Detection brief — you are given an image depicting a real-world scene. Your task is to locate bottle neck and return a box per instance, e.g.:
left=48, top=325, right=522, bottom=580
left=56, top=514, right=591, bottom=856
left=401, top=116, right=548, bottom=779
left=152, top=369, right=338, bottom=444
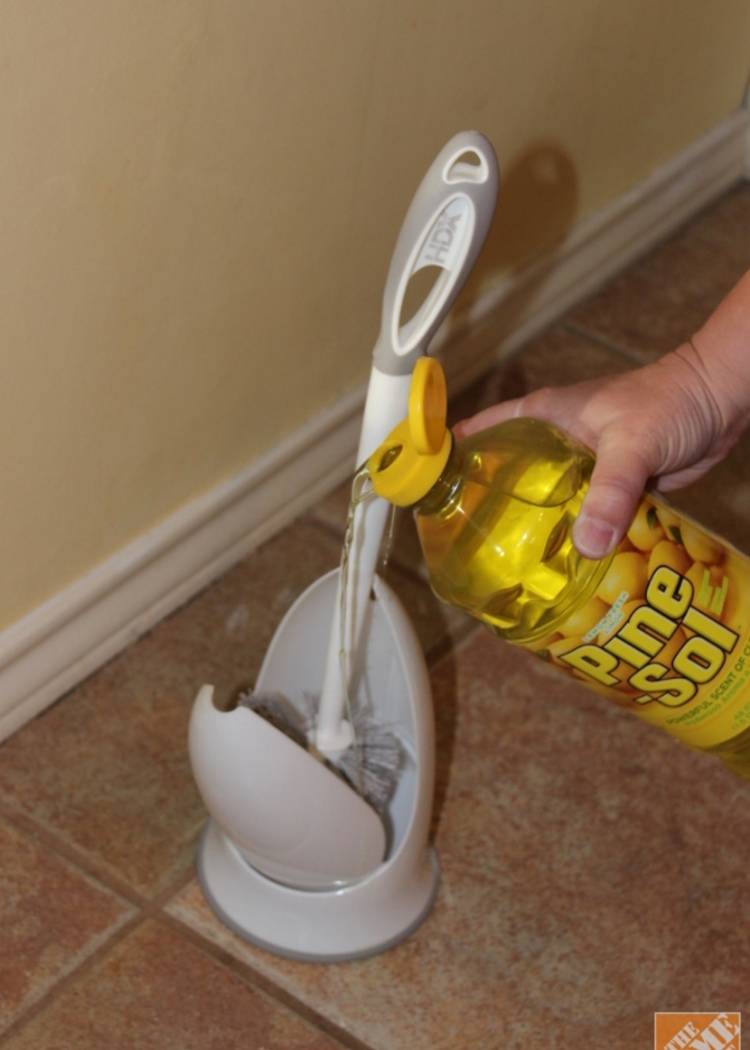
left=413, top=436, right=463, bottom=515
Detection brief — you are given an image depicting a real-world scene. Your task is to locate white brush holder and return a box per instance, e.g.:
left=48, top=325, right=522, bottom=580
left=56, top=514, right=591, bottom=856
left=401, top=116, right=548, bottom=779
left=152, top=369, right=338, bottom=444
left=189, top=569, right=439, bottom=961
left=188, top=129, right=500, bottom=960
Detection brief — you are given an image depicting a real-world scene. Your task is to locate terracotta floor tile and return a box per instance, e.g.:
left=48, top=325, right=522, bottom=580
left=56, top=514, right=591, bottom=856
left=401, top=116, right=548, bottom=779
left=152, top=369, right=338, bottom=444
left=4, top=919, right=344, bottom=1050
left=568, top=182, right=750, bottom=357
left=169, top=625, right=750, bottom=1048
left=431, top=629, right=750, bottom=1029
left=0, top=816, right=132, bottom=1036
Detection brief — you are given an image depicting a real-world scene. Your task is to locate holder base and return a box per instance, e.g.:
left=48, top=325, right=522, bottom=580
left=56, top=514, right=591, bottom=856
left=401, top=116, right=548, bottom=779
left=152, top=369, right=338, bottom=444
left=196, top=820, right=440, bottom=962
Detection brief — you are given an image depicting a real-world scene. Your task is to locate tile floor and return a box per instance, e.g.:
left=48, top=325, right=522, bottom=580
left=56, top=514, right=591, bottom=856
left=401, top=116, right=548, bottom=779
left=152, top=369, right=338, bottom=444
left=1, top=182, right=749, bottom=1049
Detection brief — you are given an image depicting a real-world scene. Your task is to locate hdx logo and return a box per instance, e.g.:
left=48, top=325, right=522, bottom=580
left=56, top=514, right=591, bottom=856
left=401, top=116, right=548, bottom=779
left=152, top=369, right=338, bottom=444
left=655, top=1012, right=740, bottom=1050
left=416, top=197, right=470, bottom=272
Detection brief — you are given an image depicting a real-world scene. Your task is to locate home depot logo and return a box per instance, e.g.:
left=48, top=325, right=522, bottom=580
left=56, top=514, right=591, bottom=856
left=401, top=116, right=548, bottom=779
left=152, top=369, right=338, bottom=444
left=655, top=1012, right=740, bottom=1050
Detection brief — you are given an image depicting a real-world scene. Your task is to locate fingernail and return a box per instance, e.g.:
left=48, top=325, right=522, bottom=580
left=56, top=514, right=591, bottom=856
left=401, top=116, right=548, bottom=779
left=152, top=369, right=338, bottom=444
left=573, top=515, right=617, bottom=559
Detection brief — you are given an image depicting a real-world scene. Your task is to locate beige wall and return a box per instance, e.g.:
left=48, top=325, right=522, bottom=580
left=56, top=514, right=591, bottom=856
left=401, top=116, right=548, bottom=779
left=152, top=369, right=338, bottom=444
left=1, top=0, right=749, bottom=628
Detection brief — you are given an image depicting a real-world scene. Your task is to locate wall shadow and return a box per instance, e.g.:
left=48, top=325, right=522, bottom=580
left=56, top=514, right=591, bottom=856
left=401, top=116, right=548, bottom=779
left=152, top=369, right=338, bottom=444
left=461, top=139, right=580, bottom=309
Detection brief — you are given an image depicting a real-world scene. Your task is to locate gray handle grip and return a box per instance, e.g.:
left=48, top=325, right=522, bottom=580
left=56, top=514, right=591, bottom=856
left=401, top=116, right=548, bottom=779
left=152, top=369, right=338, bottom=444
left=373, top=130, right=499, bottom=376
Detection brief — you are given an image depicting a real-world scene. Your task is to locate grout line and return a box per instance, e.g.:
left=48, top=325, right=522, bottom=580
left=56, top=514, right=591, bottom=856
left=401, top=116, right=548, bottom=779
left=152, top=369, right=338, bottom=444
left=147, top=860, right=204, bottom=911
left=1, top=897, right=369, bottom=1050
left=0, top=911, right=146, bottom=1043
left=0, top=842, right=211, bottom=1044
left=157, top=911, right=373, bottom=1050
left=0, top=797, right=150, bottom=909
left=0, top=794, right=208, bottom=911
left=0, top=787, right=381, bottom=1049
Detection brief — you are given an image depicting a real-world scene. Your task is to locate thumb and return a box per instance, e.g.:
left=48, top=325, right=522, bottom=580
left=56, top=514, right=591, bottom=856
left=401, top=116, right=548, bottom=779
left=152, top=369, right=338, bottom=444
left=572, top=428, right=655, bottom=559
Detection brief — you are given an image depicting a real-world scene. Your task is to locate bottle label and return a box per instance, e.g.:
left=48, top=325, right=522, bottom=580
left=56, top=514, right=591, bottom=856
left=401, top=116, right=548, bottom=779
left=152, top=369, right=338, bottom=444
left=530, top=496, right=750, bottom=749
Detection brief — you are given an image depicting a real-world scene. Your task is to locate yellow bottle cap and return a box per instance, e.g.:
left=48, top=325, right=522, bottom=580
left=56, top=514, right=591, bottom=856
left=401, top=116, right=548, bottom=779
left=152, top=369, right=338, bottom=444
left=368, top=358, right=452, bottom=507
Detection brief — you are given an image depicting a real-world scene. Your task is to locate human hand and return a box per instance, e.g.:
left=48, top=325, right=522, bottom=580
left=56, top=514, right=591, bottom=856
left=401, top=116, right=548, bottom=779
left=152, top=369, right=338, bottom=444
left=453, top=340, right=748, bottom=560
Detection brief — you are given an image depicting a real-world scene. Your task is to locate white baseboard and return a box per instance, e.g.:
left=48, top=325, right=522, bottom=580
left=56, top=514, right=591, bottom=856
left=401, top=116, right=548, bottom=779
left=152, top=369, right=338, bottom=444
left=1, top=110, right=748, bottom=742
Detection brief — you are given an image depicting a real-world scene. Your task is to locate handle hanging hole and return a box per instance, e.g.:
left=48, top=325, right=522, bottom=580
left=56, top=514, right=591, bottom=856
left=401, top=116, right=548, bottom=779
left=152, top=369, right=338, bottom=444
left=444, top=149, right=489, bottom=184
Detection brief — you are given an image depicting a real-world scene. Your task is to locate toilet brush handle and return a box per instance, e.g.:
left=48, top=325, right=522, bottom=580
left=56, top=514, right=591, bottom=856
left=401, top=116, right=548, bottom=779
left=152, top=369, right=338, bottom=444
left=315, top=132, right=499, bottom=755
left=373, top=129, right=499, bottom=377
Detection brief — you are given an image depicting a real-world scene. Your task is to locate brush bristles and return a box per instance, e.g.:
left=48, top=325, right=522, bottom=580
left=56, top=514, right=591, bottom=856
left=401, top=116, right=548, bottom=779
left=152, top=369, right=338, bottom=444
left=238, top=690, right=308, bottom=749
left=237, top=690, right=403, bottom=813
left=329, top=719, right=403, bottom=812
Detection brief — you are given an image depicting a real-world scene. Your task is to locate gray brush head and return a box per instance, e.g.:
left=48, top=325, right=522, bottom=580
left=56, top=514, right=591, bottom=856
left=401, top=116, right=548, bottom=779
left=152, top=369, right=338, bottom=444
left=327, top=718, right=404, bottom=813
left=237, top=689, right=403, bottom=814
left=237, top=690, right=309, bottom=750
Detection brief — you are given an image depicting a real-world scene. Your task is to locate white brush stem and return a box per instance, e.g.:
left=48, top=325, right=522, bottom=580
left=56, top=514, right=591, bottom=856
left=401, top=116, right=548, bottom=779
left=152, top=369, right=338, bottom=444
left=314, top=369, right=412, bottom=755
left=355, top=368, right=414, bottom=465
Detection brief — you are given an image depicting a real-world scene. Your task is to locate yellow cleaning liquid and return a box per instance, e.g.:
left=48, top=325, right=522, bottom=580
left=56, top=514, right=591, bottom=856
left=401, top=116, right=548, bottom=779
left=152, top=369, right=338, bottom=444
left=368, top=359, right=750, bottom=779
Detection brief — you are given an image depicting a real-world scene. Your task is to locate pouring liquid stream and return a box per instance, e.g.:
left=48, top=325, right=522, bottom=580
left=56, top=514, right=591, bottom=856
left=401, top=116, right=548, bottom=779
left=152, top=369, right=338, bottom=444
left=334, top=463, right=378, bottom=794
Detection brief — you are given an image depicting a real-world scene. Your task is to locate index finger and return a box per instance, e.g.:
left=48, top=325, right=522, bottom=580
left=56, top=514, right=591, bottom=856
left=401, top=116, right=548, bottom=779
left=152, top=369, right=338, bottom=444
left=452, top=396, right=525, bottom=438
